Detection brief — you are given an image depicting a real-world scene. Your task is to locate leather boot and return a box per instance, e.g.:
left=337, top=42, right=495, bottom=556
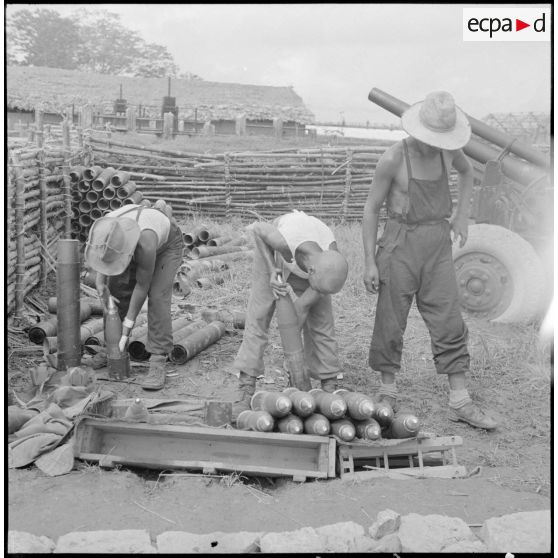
left=232, top=371, right=257, bottom=421
left=141, top=354, right=167, bottom=391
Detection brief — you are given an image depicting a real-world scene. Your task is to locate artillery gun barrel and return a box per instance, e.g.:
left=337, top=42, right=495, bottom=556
left=368, top=88, right=549, bottom=186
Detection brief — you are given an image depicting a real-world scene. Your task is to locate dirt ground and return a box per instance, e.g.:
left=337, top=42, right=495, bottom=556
left=7, top=216, right=551, bottom=541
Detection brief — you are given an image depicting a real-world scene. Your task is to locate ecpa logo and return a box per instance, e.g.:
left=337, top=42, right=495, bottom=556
left=463, top=7, right=550, bottom=41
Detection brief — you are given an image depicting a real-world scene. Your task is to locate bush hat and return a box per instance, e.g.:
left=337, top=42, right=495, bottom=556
left=401, top=91, right=471, bottom=150
left=84, top=217, right=141, bottom=276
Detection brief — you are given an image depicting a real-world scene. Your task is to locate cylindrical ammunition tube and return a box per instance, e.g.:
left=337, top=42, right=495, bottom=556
left=69, top=166, right=86, bottom=183
left=334, top=389, right=375, bottom=420
left=372, top=401, right=395, bottom=427
left=331, top=418, right=356, bottom=442
left=354, top=418, right=382, bottom=441
left=282, top=387, right=316, bottom=417
left=309, top=389, right=347, bottom=420
left=116, top=181, right=137, bottom=199
left=236, top=410, right=275, bottom=432
left=110, top=171, right=131, bottom=187
left=92, top=167, right=116, bottom=191
left=83, top=165, right=103, bottom=181
left=97, top=198, right=110, bottom=211
left=85, top=190, right=99, bottom=204
left=303, top=413, right=331, bottom=436
left=169, top=321, right=226, bottom=365
left=276, top=414, right=304, bottom=434
left=251, top=391, right=292, bottom=418
left=56, top=239, right=81, bottom=370
left=384, top=413, right=420, bottom=439
left=122, top=191, right=144, bottom=205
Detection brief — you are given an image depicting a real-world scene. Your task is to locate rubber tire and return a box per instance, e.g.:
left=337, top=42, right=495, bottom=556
left=452, top=224, right=546, bottom=324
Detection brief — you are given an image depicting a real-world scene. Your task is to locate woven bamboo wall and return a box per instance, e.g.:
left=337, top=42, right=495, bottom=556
left=7, top=119, right=85, bottom=317
left=88, top=135, right=459, bottom=222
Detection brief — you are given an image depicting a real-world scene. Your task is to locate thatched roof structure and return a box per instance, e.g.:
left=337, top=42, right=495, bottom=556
left=7, top=65, right=315, bottom=123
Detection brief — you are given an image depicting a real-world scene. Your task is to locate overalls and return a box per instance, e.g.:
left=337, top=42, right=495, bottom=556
left=107, top=206, right=184, bottom=356
left=369, top=139, right=470, bottom=376
left=233, top=219, right=342, bottom=381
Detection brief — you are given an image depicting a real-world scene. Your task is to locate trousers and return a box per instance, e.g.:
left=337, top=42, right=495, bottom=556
left=233, top=239, right=342, bottom=380
left=108, top=220, right=184, bottom=355
left=369, top=219, right=470, bottom=376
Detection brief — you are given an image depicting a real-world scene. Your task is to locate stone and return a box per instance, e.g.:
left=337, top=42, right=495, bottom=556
left=480, top=510, right=551, bottom=553
left=260, top=527, right=324, bottom=553
left=374, top=533, right=402, bottom=553
left=398, top=513, right=476, bottom=553
left=315, top=521, right=367, bottom=552
left=157, top=531, right=262, bottom=554
left=368, top=508, right=401, bottom=539
left=55, top=530, right=155, bottom=553
left=442, top=540, right=488, bottom=553
left=8, top=531, right=55, bottom=553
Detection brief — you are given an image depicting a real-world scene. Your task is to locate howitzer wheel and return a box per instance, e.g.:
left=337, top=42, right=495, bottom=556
left=453, top=224, right=546, bottom=323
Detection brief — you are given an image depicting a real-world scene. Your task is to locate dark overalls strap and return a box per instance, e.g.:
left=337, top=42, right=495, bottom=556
left=402, top=139, right=413, bottom=180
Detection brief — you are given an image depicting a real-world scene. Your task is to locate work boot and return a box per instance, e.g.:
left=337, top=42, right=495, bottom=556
left=141, top=354, right=168, bottom=391
left=232, top=371, right=257, bottom=421
left=321, top=378, right=338, bottom=393
left=448, top=402, right=498, bottom=430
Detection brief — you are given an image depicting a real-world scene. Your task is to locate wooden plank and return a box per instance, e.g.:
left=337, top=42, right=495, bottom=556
left=76, top=419, right=329, bottom=449
left=327, top=438, right=337, bottom=478
left=341, top=465, right=468, bottom=482
left=338, top=436, right=462, bottom=460
left=76, top=453, right=329, bottom=479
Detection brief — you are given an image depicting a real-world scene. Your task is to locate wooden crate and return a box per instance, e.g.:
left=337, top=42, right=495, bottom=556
left=338, top=434, right=466, bottom=480
left=74, top=418, right=336, bottom=482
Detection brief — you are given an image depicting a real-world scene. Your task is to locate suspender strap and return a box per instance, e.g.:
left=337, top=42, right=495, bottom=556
left=402, top=139, right=413, bottom=179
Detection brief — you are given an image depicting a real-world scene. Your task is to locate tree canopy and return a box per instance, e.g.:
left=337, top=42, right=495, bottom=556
left=7, top=8, right=201, bottom=79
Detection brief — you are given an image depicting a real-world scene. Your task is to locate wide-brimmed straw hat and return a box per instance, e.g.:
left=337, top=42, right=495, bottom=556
left=401, top=91, right=471, bottom=150
left=84, top=217, right=140, bottom=276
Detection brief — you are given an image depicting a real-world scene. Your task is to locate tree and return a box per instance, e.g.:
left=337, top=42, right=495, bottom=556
left=70, top=10, right=142, bottom=74
left=7, top=9, right=80, bottom=68
left=6, top=7, right=200, bottom=80
left=128, top=42, right=179, bottom=78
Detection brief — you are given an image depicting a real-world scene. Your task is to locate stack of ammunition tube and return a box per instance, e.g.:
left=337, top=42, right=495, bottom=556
left=68, top=165, right=151, bottom=243
left=236, top=388, right=420, bottom=441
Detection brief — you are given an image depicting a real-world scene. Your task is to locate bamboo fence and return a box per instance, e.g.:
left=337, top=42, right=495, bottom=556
left=85, top=132, right=460, bottom=221
left=7, top=114, right=85, bottom=317
left=8, top=119, right=462, bottom=317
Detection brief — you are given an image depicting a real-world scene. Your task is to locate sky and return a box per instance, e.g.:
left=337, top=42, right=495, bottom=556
left=5, top=3, right=552, bottom=125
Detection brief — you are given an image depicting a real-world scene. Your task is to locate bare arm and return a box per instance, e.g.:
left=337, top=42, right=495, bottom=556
left=122, top=230, right=158, bottom=335
left=449, top=149, right=474, bottom=247
left=362, top=147, right=398, bottom=292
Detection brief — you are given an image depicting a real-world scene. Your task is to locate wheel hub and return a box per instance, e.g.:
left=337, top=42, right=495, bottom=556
left=454, top=252, right=513, bottom=319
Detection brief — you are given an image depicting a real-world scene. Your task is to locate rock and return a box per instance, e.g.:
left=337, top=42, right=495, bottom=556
left=480, top=510, right=551, bottom=553
left=398, top=513, right=476, bottom=553
left=55, top=530, right=155, bottom=553
left=368, top=508, right=401, bottom=539
left=442, top=540, right=488, bottom=552
left=8, top=531, right=55, bottom=553
left=260, top=527, right=323, bottom=553
left=315, top=521, right=368, bottom=552
left=157, top=531, right=262, bottom=553
left=374, top=533, right=402, bottom=553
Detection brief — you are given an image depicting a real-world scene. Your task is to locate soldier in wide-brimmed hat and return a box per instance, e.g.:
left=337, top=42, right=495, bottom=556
left=362, top=91, right=497, bottom=430
left=85, top=200, right=183, bottom=390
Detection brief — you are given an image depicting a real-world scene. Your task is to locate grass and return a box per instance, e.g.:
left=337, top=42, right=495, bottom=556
left=172, top=212, right=551, bottom=497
